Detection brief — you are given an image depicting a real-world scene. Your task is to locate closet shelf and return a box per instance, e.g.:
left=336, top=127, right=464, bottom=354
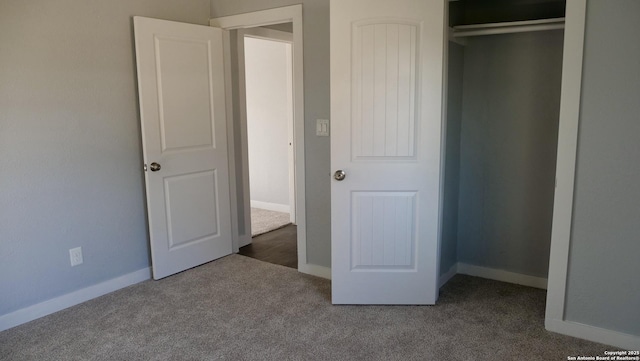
left=451, top=17, right=565, bottom=38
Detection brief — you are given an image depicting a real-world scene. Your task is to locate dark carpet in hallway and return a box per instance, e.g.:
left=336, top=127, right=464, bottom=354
left=239, top=224, right=297, bottom=269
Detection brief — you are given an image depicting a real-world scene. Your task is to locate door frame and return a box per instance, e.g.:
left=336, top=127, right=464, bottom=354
left=238, top=27, right=296, bottom=226
left=541, top=0, right=634, bottom=348
left=443, top=0, right=624, bottom=347
left=545, top=0, right=587, bottom=325
left=210, top=5, right=310, bottom=273
left=544, top=1, right=634, bottom=349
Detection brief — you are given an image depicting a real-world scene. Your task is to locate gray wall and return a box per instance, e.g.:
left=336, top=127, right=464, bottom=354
left=211, top=0, right=331, bottom=267
left=263, top=23, right=294, bottom=33
left=564, top=0, right=640, bottom=336
left=0, top=0, right=211, bottom=316
left=456, top=30, right=564, bottom=277
left=440, top=42, right=464, bottom=276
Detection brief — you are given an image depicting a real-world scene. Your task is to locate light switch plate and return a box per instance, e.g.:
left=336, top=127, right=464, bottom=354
left=316, top=119, right=329, bottom=136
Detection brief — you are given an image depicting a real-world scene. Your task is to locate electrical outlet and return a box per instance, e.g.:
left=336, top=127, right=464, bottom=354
left=69, top=247, right=83, bottom=267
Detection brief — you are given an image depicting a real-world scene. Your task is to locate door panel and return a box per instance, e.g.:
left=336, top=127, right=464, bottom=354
left=331, top=0, right=446, bottom=304
left=351, top=192, right=416, bottom=269
left=164, top=170, right=219, bottom=249
left=353, top=21, right=418, bottom=159
left=156, top=37, right=216, bottom=151
left=134, top=17, right=232, bottom=280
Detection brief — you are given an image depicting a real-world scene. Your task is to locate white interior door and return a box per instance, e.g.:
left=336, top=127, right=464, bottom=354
left=134, top=17, right=232, bottom=280
left=330, top=0, right=446, bottom=304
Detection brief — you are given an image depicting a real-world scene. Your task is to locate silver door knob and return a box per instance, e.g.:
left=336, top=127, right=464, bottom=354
left=334, top=170, right=346, bottom=181
left=149, top=162, right=161, bottom=172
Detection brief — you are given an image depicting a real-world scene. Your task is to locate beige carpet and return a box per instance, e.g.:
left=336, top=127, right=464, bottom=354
left=251, top=207, right=290, bottom=237
left=0, top=255, right=614, bottom=360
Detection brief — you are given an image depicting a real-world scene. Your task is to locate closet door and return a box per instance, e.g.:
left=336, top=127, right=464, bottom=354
left=330, top=0, right=446, bottom=304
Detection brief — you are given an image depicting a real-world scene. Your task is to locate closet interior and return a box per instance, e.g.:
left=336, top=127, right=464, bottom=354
left=441, top=0, right=567, bottom=288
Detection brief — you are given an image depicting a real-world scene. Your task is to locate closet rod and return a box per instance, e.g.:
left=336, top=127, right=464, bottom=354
left=452, top=17, right=565, bottom=38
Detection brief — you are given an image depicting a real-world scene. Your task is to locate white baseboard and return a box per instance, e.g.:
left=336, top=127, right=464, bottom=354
left=439, top=263, right=458, bottom=288
left=546, top=318, right=640, bottom=350
left=457, top=263, right=548, bottom=289
left=0, top=267, right=151, bottom=332
left=250, top=200, right=290, bottom=213
left=298, top=263, right=331, bottom=280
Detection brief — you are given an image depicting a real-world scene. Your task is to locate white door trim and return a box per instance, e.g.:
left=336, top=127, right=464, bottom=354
left=210, top=5, right=310, bottom=274
left=545, top=0, right=586, bottom=323
left=542, top=1, right=637, bottom=350
left=539, top=0, right=638, bottom=349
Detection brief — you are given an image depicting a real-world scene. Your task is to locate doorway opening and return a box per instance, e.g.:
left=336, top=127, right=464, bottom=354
left=237, top=26, right=298, bottom=269
left=210, top=5, right=309, bottom=274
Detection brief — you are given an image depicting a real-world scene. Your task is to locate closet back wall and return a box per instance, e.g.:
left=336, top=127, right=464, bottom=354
left=457, top=30, right=564, bottom=278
